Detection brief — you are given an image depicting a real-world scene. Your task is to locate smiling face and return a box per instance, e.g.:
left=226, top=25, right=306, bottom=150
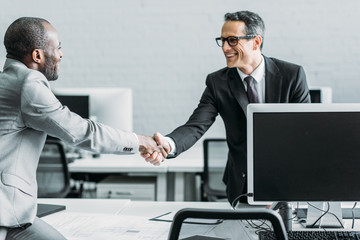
left=39, top=23, right=63, bottom=81
left=221, top=21, right=262, bottom=74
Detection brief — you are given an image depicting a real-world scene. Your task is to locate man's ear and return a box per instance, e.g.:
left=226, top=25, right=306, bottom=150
left=31, top=49, right=43, bottom=64
left=253, top=35, right=262, bottom=50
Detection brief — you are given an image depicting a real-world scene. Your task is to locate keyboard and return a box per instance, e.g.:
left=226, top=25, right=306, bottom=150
left=259, top=230, right=360, bottom=240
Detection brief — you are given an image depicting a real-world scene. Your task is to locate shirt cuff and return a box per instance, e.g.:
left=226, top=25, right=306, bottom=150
left=165, top=136, right=176, bottom=155
left=132, top=133, right=139, bottom=153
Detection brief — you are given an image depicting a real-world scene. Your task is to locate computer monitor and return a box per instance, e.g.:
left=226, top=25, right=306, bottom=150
left=46, top=94, right=90, bottom=142
left=53, top=88, right=133, bottom=132
left=309, top=86, right=332, bottom=103
left=247, top=103, right=360, bottom=226
left=55, top=95, right=89, bottom=119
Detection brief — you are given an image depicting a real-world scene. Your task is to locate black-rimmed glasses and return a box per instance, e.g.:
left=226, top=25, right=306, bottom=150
left=215, top=35, right=256, bottom=47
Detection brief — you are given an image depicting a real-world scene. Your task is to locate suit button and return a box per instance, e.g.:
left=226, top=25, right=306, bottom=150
left=122, top=147, right=133, bottom=152
left=242, top=172, right=246, bottom=178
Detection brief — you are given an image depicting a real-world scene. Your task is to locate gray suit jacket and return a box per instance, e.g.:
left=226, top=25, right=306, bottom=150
left=167, top=55, right=311, bottom=204
left=0, top=58, right=138, bottom=227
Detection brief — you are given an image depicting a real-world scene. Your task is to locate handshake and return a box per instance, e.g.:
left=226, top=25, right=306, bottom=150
left=137, top=132, right=171, bottom=166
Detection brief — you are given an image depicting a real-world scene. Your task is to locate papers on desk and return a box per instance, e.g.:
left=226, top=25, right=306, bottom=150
left=43, top=212, right=171, bottom=240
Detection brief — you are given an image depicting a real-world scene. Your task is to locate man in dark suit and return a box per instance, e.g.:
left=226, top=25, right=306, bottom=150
left=144, top=10, right=310, bottom=205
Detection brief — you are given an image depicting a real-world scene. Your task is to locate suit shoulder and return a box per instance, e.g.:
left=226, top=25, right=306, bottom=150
left=268, top=57, right=303, bottom=71
left=23, top=68, right=47, bottom=84
left=208, top=67, right=230, bottom=77
left=206, top=67, right=233, bottom=84
left=17, top=66, right=49, bottom=89
left=5, top=59, right=47, bottom=84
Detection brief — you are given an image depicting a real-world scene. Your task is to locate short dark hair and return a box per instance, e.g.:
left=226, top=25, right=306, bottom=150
left=224, top=11, right=265, bottom=50
left=4, top=17, right=50, bottom=59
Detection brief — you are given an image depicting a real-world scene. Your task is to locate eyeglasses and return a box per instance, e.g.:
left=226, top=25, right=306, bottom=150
left=215, top=35, right=256, bottom=47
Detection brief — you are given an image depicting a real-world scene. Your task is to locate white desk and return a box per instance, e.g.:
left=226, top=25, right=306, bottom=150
left=38, top=198, right=237, bottom=240
left=68, top=147, right=204, bottom=201
left=38, top=198, right=229, bottom=217
left=38, top=199, right=360, bottom=240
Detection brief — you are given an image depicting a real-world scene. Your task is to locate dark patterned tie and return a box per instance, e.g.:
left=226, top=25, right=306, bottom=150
left=244, top=76, right=259, bottom=103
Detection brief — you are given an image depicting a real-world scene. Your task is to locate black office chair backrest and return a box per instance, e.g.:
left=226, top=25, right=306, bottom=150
left=202, top=138, right=228, bottom=201
left=168, top=208, right=288, bottom=240
left=36, top=139, right=70, bottom=198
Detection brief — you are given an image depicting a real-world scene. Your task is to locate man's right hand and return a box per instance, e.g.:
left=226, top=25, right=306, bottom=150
left=153, top=132, right=171, bottom=153
left=137, top=134, right=168, bottom=166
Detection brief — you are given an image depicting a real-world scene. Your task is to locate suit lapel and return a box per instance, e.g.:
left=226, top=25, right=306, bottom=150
left=228, top=68, right=249, bottom=115
left=264, top=56, right=282, bottom=103
left=227, top=56, right=284, bottom=113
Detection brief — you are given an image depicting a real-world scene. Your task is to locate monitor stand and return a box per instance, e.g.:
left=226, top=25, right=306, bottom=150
left=305, top=202, right=343, bottom=228
left=270, top=202, right=292, bottom=231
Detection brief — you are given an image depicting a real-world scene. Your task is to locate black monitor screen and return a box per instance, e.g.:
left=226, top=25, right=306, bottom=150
left=309, top=89, right=321, bottom=103
left=56, top=95, right=89, bottom=119
left=250, top=110, right=360, bottom=202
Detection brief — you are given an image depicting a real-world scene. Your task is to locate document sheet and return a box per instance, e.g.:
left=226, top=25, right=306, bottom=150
left=43, top=212, right=171, bottom=240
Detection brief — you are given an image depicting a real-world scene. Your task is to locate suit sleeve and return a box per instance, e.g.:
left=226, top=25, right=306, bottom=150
left=167, top=75, right=219, bottom=157
left=290, top=66, right=311, bottom=103
left=20, top=71, right=139, bottom=154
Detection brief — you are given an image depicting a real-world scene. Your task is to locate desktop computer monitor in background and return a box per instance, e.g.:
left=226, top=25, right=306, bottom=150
left=53, top=88, right=133, bottom=132
left=247, top=103, right=360, bottom=227
left=55, top=95, right=89, bottom=119
left=46, top=94, right=89, bottom=141
left=309, top=87, right=332, bottom=103
left=49, top=88, right=133, bottom=158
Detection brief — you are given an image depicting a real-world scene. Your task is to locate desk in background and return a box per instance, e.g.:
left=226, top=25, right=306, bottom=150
left=68, top=146, right=204, bottom=201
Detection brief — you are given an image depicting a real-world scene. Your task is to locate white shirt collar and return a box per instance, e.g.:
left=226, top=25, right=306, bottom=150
left=236, top=55, right=265, bottom=84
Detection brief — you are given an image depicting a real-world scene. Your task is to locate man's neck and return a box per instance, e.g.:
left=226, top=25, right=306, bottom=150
left=7, top=54, right=39, bottom=71
left=238, top=53, right=262, bottom=75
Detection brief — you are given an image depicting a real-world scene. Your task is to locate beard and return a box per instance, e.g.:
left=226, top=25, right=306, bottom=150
left=39, top=53, right=59, bottom=81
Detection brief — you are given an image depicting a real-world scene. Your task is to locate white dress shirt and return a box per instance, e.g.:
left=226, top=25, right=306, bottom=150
left=237, top=55, right=266, bottom=103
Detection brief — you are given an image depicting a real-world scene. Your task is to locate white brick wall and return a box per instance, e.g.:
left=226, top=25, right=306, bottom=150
left=1, top=0, right=360, bottom=139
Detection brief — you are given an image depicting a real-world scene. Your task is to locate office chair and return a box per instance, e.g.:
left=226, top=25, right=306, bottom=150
left=36, top=139, right=70, bottom=198
left=201, top=138, right=228, bottom=201
left=168, top=208, right=288, bottom=240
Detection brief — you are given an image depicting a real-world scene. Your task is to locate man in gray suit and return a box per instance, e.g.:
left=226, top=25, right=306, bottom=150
left=145, top=11, right=310, bottom=206
left=0, top=17, right=167, bottom=239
